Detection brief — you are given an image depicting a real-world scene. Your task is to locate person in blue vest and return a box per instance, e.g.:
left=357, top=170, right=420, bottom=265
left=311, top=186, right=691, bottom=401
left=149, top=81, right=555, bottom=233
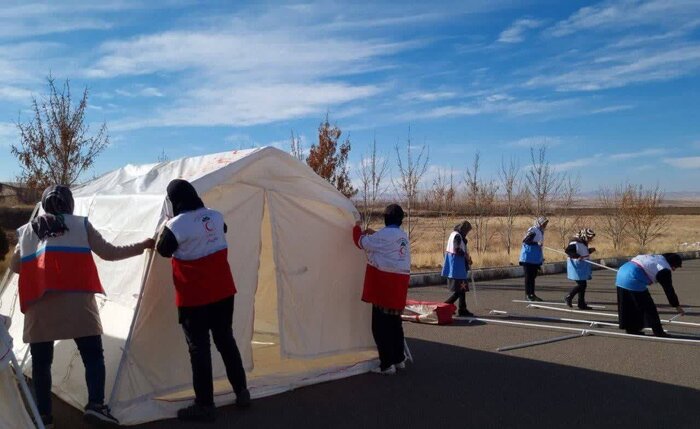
left=519, top=216, right=548, bottom=301
left=564, top=228, right=596, bottom=310
left=616, top=253, right=685, bottom=337
left=442, top=221, right=473, bottom=317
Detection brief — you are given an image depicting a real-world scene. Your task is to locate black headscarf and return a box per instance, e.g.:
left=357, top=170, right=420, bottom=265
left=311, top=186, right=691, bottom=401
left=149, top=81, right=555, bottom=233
left=167, top=179, right=204, bottom=216
left=383, top=204, right=404, bottom=226
left=31, top=185, right=75, bottom=239
left=454, top=221, right=472, bottom=238
left=662, top=253, right=682, bottom=269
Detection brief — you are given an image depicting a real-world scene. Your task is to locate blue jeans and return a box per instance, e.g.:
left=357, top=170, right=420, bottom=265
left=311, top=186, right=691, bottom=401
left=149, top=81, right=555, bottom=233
left=30, top=335, right=106, bottom=417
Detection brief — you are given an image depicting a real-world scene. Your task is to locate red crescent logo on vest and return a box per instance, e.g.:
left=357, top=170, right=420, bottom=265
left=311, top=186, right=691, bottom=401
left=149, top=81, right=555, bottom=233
left=204, top=221, right=214, bottom=232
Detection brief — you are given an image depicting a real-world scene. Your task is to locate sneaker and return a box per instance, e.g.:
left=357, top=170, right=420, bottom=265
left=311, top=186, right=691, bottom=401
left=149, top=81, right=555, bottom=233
left=84, top=403, right=119, bottom=426
left=458, top=309, right=474, bottom=317
left=395, top=358, right=407, bottom=370
left=578, top=304, right=592, bottom=310
left=370, top=365, right=396, bottom=375
left=625, top=329, right=644, bottom=336
left=564, top=295, right=573, bottom=308
left=177, top=403, right=217, bottom=422
left=235, top=388, right=251, bottom=408
left=526, top=294, right=543, bottom=302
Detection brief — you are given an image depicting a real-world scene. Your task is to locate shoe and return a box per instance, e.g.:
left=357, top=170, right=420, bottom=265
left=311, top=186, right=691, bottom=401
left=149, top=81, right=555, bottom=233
left=177, top=403, right=217, bottom=422
left=458, top=309, right=474, bottom=317
left=564, top=295, right=573, bottom=308
left=235, top=388, right=251, bottom=408
left=625, top=329, right=644, bottom=336
left=526, top=295, right=543, bottom=302
left=654, top=330, right=669, bottom=338
left=370, top=365, right=396, bottom=375
left=395, top=357, right=407, bottom=370
left=578, top=304, right=592, bottom=310
left=84, top=403, right=119, bottom=426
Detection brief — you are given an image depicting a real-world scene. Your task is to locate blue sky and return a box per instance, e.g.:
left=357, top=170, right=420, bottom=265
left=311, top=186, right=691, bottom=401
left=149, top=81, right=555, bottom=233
left=1, top=0, right=699, bottom=192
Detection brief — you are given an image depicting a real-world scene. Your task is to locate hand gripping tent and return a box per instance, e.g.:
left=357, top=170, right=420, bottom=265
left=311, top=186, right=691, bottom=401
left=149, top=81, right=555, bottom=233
left=0, top=147, right=377, bottom=425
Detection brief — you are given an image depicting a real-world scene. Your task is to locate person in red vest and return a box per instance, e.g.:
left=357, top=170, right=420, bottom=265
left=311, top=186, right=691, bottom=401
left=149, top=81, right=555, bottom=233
left=156, top=179, right=250, bottom=422
left=353, top=204, right=411, bottom=375
left=10, top=184, right=154, bottom=428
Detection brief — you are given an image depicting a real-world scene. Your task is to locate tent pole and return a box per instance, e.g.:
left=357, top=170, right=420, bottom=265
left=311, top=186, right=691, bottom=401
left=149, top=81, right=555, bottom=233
left=465, top=316, right=700, bottom=345
left=11, top=353, right=45, bottom=429
left=497, top=332, right=588, bottom=352
left=512, top=299, right=606, bottom=309
left=108, top=247, right=156, bottom=407
left=544, top=246, right=619, bottom=272
left=527, top=304, right=700, bottom=328
left=403, top=339, right=414, bottom=363
left=470, top=270, right=478, bottom=308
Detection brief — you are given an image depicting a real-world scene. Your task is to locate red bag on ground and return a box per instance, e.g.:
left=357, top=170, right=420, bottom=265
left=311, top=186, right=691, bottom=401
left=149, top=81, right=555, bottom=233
left=402, top=300, right=457, bottom=325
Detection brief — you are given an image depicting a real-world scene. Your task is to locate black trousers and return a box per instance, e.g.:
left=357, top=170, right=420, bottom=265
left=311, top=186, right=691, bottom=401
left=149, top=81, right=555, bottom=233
left=30, top=335, right=105, bottom=417
left=179, top=296, right=247, bottom=406
left=521, top=263, right=540, bottom=296
left=617, top=287, right=664, bottom=336
left=445, top=279, right=468, bottom=311
left=371, top=306, right=405, bottom=370
left=567, top=280, right=588, bottom=306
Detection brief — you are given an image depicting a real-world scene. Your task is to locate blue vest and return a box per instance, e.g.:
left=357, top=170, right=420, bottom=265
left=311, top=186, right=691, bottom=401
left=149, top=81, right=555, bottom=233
left=442, top=252, right=469, bottom=279
left=615, top=262, right=651, bottom=292
left=519, top=243, right=543, bottom=265
left=567, top=258, right=592, bottom=281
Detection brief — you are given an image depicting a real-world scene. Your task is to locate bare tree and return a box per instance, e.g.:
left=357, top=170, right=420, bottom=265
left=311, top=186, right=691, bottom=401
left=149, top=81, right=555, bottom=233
left=498, top=157, right=525, bottom=255
left=597, top=184, right=633, bottom=251
left=464, top=152, right=499, bottom=254
left=393, top=132, right=429, bottom=244
left=11, top=76, right=109, bottom=190
left=430, top=167, right=457, bottom=253
left=553, top=174, right=582, bottom=246
left=290, top=129, right=304, bottom=161
left=157, top=149, right=169, bottom=163
left=627, top=184, right=669, bottom=252
left=358, top=137, right=389, bottom=229
left=525, top=145, right=563, bottom=217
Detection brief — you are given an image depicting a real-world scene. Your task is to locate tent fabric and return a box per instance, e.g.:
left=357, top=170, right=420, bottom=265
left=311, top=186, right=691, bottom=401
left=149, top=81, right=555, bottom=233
left=0, top=147, right=377, bottom=425
left=1, top=314, right=35, bottom=429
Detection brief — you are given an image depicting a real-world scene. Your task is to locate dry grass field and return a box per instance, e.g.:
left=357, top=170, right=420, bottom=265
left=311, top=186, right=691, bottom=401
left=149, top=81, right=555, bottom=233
left=397, top=215, right=700, bottom=271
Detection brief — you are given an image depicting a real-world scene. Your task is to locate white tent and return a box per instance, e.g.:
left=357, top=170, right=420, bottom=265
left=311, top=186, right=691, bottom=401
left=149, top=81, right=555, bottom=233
left=0, top=147, right=377, bottom=425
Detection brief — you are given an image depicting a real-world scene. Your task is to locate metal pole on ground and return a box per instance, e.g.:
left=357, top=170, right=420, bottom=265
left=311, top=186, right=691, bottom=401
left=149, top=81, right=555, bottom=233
left=512, top=299, right=606, bottom=309
left=497, top=332, right=589, bottom=352
left=527, top=303, right=700, bottom=328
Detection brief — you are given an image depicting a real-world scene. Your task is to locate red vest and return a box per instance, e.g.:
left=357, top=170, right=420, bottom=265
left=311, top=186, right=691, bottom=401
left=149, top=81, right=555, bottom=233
left=166, top=208, right=236, bottom=307
left=17, top=215, right=104, bottom=313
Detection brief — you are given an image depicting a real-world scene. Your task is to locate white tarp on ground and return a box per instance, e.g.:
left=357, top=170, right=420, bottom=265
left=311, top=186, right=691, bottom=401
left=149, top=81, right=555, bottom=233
left=0, top=147, right=377, bottom=425
left=0, top=315, right=35, bottom=429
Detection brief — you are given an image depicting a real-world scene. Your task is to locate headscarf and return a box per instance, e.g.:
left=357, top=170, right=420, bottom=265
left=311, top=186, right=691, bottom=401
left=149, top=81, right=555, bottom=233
left=454, top=220, right=472, bottom=239
left=662, top=253, right=682, bottom=269
left=30, top=185, right=74, bottom=239
left=574, top=228, right=596, bottom=242
left=166, top=179, right=204, bottom=216
left=534, top=216, right=549, bottom=229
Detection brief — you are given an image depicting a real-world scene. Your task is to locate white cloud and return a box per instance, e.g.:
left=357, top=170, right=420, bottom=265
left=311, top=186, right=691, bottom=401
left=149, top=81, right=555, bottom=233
left=550, top=159, right=594, bottom=172
left=498, top=18, right=544, bottom=43
left=664, top=157, right=700, bottom=169
left=549, top=0, right=700, bottom=37
left=608, top=148, right=666, bottom=160
left=590, top=104, right=634, bottom=114
left=115, top=86, right=164, bottom=98
left=506, top=136, right=562, bottom=148
left=0, top=122, right=17, bottom=147
left=399, top=91, right=458, bottom=102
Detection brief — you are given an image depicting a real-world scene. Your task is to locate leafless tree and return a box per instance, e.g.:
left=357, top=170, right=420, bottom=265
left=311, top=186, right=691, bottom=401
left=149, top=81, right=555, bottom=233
left=157, top=149, right=169, bottom=163
left=597, top=184, right=633, bottom=251
left=464, top=152, right=499, bottom=254
left=498, top=157, right=526, bottom=255
left=290, top=129, right=304, bottom=161
left=525, top=145, right=563, bottom=217
left=553, top=174, right=582, bottom=246
left=393, top=132, right=429, bottom=245
left=626, top=184, right=669, bottom=252
left=358, top=137, right=389, bottom=229
left=430, top=167, right=457, bottom=253
left=11, top=76, right=109, bottom=190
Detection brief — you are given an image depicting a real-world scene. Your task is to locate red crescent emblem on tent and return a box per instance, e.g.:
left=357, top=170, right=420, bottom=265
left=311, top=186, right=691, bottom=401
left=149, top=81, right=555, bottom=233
left=204, top=221, right=214, bottom=232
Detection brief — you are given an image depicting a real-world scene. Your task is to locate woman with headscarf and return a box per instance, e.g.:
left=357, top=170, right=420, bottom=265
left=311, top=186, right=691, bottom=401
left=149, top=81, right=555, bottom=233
left=156, top=179, right=250, bottom=422
left=441, top=221, right=473, bottom=317
left=519, top=216, right=549, bottom=301
left=10, top=185, right=154, bottom=428
left=353, top=204, right=411, bottom=375
left=615, top=253, right=685, bottom=337
left=564, top=228, right=596, bottom=309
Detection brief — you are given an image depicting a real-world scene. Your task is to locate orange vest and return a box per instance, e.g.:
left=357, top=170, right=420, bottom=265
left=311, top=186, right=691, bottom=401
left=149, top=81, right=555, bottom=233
left=17, top=215, right=104, bottom=312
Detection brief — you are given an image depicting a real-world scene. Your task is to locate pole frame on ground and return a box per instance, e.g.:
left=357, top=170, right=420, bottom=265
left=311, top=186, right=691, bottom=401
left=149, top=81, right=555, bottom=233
left=497, top=332, right=589, bottom=352
left=466, top=316, right=700, bottom=345
left=527, top=303, right=700, bottom=328
left=511, top=299, right=606, bottom=309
